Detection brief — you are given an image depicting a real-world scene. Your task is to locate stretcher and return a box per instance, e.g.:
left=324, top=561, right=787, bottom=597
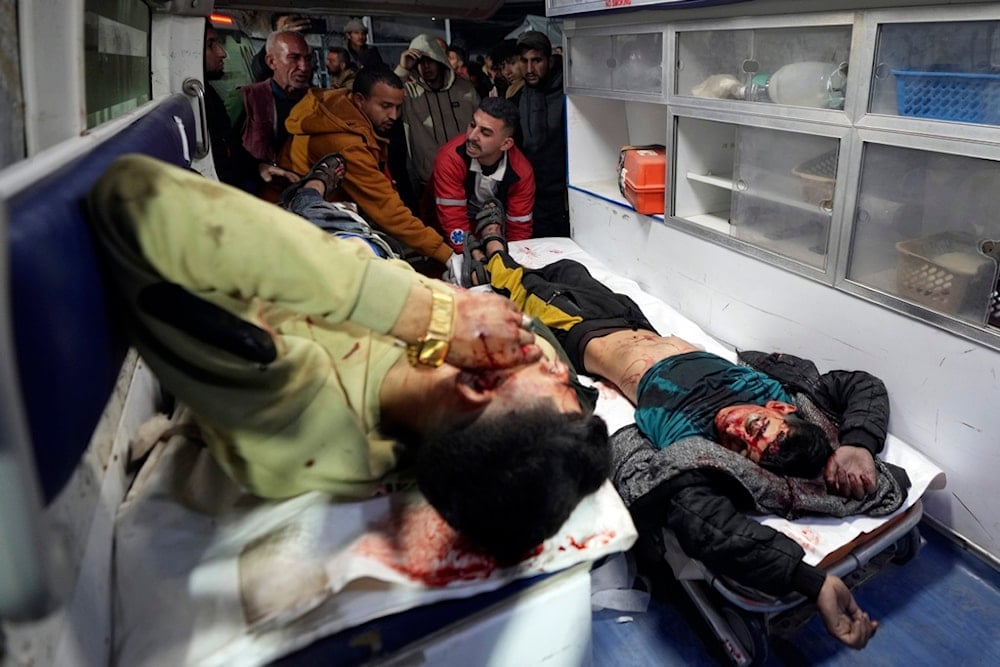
left=485, top=238, right=947, bottom=666
left=0, top=102, right=637, bottom=666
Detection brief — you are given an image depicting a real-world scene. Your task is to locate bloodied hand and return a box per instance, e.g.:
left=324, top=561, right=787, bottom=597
left=447, top=290, right=541, bottom=370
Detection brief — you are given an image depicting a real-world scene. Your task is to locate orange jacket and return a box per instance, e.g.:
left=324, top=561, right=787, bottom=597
left=278, top=88, right=452, bottom=264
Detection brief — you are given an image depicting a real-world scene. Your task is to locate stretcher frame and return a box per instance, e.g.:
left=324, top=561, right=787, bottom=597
left=494, top=238, right=935, bottom=667
left=666, top=502, right=923, bottom=665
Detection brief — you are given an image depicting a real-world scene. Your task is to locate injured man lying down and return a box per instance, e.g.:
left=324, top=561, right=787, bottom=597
left=462, top=220, right=910, bottom=650
left=90, top=155, right=905, bottom=651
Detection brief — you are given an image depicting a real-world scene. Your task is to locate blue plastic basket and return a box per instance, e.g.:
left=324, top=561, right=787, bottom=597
left=892, top=69, right=1000, bottom=125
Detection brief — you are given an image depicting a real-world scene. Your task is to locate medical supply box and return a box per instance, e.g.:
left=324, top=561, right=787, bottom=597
left=618, top=145, right=667, bottom=215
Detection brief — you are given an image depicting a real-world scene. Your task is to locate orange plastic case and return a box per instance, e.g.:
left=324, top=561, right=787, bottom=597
left=618, top=145, right=667, bottom=215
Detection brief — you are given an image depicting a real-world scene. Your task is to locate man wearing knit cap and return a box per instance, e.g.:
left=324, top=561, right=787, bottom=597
left=394, top=34, right=480, bottom=201
left=343, top=17, right=383, bottom=70
left=517, top=30, right=569, bottom=239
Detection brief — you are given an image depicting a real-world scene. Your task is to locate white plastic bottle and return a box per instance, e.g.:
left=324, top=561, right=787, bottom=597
left=749, top=61, right=847, bottom=109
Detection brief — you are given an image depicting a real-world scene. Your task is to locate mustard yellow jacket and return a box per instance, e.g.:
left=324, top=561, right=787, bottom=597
left=278, top=88, right=452, bottom=264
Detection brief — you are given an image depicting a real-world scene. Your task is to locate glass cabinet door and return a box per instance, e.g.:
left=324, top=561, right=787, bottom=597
left=675, top=25, right=851, bottom=110
left=871, top=20, right=1000, bottom=126
left=847, top=144, right=1000, bottom=327
left=673, top=116, right=838, bottom=270
left=731, top=129, right=838, bottom=268
left=567, top=31, right=663, bottom=95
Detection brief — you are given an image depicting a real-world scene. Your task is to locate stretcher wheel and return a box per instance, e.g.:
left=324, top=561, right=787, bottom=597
left=891, top=526, right=923, bottom=564
left=720, top=605, right=769, bottom=666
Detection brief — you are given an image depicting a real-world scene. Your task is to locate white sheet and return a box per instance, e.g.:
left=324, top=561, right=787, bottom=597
left=502, top=238, right=946, bottom=566
left=115, top=413, right=636, bottom=664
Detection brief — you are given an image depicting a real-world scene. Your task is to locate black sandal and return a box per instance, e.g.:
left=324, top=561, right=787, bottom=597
left=279, top=153, right=347, bottom=208
left=473, top=198, right=508, bottom=257
left=461, top=237, right=489, bottom=287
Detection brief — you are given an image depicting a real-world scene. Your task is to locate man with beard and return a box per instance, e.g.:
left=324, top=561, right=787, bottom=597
left=517, top=31, right=569, bottom=239
left=276, top=65, right=453, bottom=266
left=325, top=47, right=356, bottom=90
left=428, top=97, right=534, bottom=261
left=236, top=30, right=312, bottom=197
left=202, top=22, right=252, bottom=189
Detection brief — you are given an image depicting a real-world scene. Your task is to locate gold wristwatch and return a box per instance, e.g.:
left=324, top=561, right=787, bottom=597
left=406, top=288, right=455, bottom=368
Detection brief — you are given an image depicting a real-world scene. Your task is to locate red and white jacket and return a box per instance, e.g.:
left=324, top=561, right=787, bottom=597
left=429, top=132, right=535, bottom=252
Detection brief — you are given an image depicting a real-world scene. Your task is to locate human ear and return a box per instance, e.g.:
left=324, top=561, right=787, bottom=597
left=455, top=371, right=500, bottom=406
left=500, top=136, right=514, bottom=152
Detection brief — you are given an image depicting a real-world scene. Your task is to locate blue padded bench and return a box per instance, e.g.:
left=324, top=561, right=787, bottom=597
left=6, top=94, right=195, bottom=502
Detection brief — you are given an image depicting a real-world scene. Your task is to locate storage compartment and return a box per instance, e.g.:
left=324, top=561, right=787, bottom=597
left=895, top=232, right=1000, bottom=325
left=567, top=30, right=664, bottom=96
left=619, top=145, right=666, bottom=214
left=675, top=23, right=852, bottom=110
left=893, top=70, right=1000, bottom=124
left=870, top=20, right=1000, bottom=127
left=792, top=149, right=837, bottom=206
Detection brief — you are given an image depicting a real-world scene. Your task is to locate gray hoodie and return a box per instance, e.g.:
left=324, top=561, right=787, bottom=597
left=394, top=34, right=479, bottom=185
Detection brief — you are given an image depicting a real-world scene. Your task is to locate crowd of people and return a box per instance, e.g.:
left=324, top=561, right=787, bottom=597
left=97, top=13, right=903, bottom=655
left=203, top=15, right=569, bottom=276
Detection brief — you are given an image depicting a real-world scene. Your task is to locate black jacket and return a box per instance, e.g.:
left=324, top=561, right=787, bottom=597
left=615, top=350, right=892, bottom=600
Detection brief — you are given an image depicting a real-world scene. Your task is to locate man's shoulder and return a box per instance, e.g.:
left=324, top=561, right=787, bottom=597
left=240, top=79, right=274, bottom=102
left=450, top=77, right=479, bottom=99
left=507, top=146, right=533, bottom=173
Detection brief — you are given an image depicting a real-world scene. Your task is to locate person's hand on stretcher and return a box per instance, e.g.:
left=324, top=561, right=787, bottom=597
left=818, top=574, right=879, bottom=649
left=825, top=446, right=879, bottom=500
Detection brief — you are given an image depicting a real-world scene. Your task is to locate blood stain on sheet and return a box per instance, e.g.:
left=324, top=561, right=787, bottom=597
left=783, top=527, right=822, bottom=554
left=342, top=342, right=360, bottom=359
left=353, top=499, right=497, bottom=586
left=558, top=532, right=616, bottom=551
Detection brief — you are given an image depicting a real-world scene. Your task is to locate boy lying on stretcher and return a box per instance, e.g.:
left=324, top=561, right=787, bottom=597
left=435, top=204, right=911, bottom=650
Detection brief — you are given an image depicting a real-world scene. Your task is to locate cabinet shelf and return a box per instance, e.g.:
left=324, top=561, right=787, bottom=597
left=685, top=172, right=735, bottom=190
left=684, top=171, right=834, bottom=218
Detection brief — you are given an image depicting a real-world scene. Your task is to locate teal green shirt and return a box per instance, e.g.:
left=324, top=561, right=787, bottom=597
left=635, top=351, right=791, bottom=449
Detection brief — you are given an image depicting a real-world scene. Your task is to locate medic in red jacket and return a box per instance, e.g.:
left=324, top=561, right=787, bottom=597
left=428, top=99, right=535, bottom=253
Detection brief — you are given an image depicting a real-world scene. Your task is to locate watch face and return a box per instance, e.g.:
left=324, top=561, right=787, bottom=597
left=417, top=338, right=450, bottom=367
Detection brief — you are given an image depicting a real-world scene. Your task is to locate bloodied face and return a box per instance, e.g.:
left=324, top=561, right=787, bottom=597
left=713, top=400, right=796, bottom=463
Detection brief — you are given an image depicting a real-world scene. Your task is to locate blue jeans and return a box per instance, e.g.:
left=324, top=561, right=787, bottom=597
left=287, top=189, right=395, bottom=258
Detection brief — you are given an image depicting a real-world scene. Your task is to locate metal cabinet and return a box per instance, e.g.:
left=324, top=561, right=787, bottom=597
left=564, top=4, right=1000, bottom=347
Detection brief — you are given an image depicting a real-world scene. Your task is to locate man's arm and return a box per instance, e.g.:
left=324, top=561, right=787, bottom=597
left=89, top=154, right=539, bottom=370
left=654, top=475, right=824, bottom=598
left=649, top=473, right=877, bottom=649
left=432, top=145, right=473, bottom=252
left=817, top=574, right=879, bottom=649
left=816, top=369, right=890, bottom=499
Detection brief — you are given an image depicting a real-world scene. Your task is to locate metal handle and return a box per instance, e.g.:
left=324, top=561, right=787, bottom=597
left=182, top=78, right=210, bottom=159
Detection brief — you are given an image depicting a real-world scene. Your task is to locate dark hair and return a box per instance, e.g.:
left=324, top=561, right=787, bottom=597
left=416, top=408, right=611, bottom=564
left=490, top=39, right=519, bottom=67
left=757, top=415, right=832, bottom=478
left=516, top=31, right=553, bottom=59
left=478, top=97, right=520, bottom=135
left=328, top=46, right=350, bottom=60
left=352, top=64, right=404, bottom=96
left=448, top=44, right=468, bottom=63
